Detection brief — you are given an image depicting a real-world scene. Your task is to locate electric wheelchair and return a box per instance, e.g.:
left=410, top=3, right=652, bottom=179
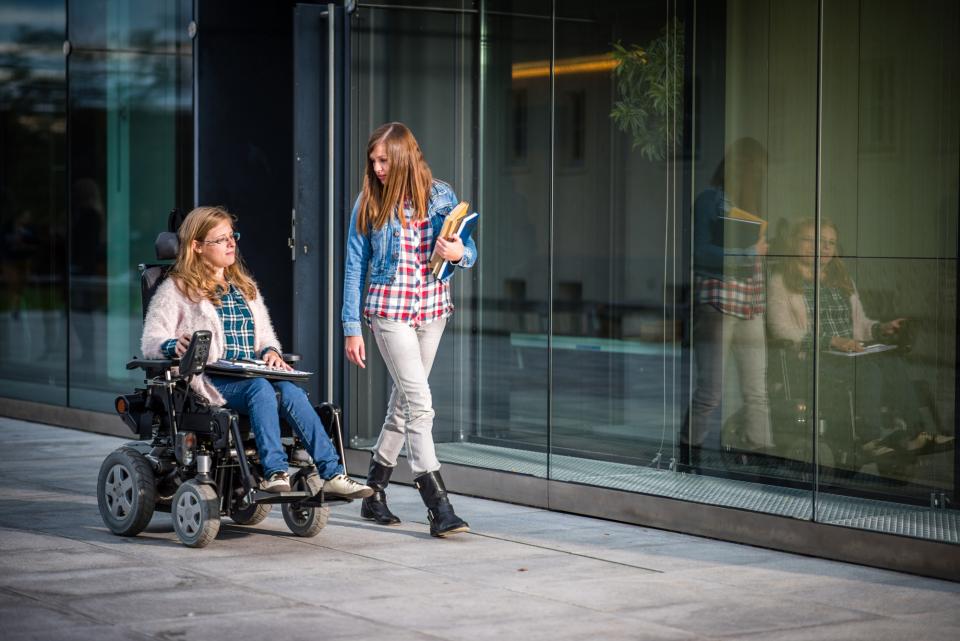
left=96, top=227, right=349, bottom=548
left=721, top=334, right=925, bottom=486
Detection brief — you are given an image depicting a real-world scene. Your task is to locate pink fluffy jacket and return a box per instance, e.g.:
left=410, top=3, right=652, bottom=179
left=141, top=278, right=282, bottom=406
left=767, top=271, right=876, bottom=346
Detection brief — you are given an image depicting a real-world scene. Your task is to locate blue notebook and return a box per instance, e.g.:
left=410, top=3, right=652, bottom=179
left=433, top=211, right=479, bottom=280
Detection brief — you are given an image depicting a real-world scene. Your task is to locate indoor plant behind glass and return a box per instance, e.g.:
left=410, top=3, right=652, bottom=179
left=610, top=20, right=684, bottom=163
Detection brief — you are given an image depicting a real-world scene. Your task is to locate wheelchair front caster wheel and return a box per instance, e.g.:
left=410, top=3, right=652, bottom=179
left=282, top=503, right=330, bottom=537
left=172, top=480, right=220, bottom=548
left=97, top=447, right=157, bottom=537
left=230, top=502, right=273, bottom=526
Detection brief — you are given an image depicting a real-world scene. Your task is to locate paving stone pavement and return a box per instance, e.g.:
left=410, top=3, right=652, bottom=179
left=0, top=416, right=958, bottom=641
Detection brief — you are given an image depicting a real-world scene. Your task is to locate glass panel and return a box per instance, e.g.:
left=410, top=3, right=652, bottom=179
left=549, top=1, right=682, bottom=484
left=362, top=0, right=480, bottom=11
left=816, top=0, right=958, bottom=542
left=69, top=0, right=184, bottom=53
left=0, top=0, right=68, bottom=404
left=68, top=42, right=191, bottom=411
left=474, top=1, right=550, bottom=474
left=348, top=1, right=551, bottom=475
left=669, top=0, right=819, bottom=516
left=347, top=4, right=490, bottom=466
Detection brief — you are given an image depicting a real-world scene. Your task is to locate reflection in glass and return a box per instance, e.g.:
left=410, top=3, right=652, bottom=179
left=344, top=0, right=957, bottom=542
left=675, top=0, right=820, bottom=518
left=547, top=1, right=685, bottom=486
left=473, top=3, right=551, bottom=475
left=686, top=137, right=772, bottom=473
left=813, top=0, right=958, bottom=540
left=69, top=0, right=185, bottom=53
left=0, top=0, right=68, bottom=404
left=348, top=5, right=497, bottom=466
left=68, top=45, right=191, bottom=411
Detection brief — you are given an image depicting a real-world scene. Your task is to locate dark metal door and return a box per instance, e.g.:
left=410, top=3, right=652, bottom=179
left=292, top=3, right=348, bottom=405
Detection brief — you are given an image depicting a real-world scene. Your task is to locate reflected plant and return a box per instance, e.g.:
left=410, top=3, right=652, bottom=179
left=610, top=20, right=684, bottom=162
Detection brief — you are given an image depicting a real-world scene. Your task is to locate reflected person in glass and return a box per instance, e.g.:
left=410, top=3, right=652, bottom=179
left=342, top=122, right=477, bottom=537
left=767, top=217, right=952, bottom=459
left=683, top=138, right=774, bottom=471
left=141, top=206, right=374, bottom=499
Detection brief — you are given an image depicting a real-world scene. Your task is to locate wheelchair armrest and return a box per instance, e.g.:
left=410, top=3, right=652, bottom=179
left=282, top=353, right=301, bottom=364
left=126, top=357, right=176, bottom=371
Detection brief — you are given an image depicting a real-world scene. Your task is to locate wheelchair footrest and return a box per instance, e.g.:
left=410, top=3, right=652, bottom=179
left=249, top=489, right=313, bottom=504
left=295, top=493, right=352, bottom=508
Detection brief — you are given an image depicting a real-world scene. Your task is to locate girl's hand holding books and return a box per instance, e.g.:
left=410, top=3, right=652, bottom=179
left=434, top=233, right=464, bottom=263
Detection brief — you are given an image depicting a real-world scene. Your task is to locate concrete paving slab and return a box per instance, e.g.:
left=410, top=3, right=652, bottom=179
left=0, top=416, right=958, bottom=641
left=127, top=607, right=448, bottom=641
left=784, top=578, right=960, bottom=616
left=623, top=593, right=875, bottom=638
left=67, top=585, right=294, bottom=625
left=734, top=617, right=960, bottom=641
left=413, top=612, right=703, bottom=641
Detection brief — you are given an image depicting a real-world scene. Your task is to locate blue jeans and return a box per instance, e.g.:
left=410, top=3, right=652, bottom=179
left=208, top=376, right=343, bottom=479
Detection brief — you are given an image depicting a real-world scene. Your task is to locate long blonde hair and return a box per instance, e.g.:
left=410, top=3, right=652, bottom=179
left=356, top=122, right=433, bottom=233
left=169, top=206, right=258, bottom=305
left=780, top=217, right=854, bottom=297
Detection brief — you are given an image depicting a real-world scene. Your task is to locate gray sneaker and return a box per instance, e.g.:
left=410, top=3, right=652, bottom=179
left=323, top=474, right=374, bottom=499
left=261, top=471, right=291, bottom=493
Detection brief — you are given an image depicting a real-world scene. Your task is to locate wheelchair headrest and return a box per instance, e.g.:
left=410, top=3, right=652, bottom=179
left=155, top=231, right=179, bottom=261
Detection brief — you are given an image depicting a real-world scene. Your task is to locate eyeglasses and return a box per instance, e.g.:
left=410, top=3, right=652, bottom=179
left=799, top=235, right=837, bottom=248
left=202, top=231, right=240, bottom=246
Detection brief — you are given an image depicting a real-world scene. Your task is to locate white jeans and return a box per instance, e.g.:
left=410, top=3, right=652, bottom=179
left=689, top=305, right=772, bottom=450
left=370, top=316, right=446, bottom=475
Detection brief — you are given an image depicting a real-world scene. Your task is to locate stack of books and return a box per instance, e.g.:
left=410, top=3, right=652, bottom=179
left=429, top=201, right=479, bottom=280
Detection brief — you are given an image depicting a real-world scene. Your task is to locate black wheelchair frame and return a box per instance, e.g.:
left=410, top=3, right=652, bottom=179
left=96, top=227, right=348, bottom=548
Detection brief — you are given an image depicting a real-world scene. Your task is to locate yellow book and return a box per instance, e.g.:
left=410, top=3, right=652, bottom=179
left=713, top=206, right=767, bottom=250
left=429, top=201, right=471, bottom=272
left=728, top=206, right=767, bottom=237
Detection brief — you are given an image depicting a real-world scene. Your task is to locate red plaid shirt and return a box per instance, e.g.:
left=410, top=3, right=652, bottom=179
left=694, top=258, right=765, bottom=320
left=364, top=208, right=453, bottom=327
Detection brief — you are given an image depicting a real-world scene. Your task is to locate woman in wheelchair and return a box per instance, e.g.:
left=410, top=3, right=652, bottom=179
left=767, top=217, right=950, bottom=457
left=141, top=205, right=373, bottom=499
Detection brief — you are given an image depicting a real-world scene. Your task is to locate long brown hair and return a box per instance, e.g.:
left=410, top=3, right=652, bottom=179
left=780, top=217, right=854, bottom=296
left=356, top=122, right=433, bottom=233
left=169, top=206, right=258, bottom=305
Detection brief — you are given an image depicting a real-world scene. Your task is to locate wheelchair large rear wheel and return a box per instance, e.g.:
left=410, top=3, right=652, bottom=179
left=230, top=502, right=273, bottom=526
left=784, top=437, right=836, bottom=486
left=97, top=447, right=157, bottom=537
left=172, top=480, right=220, bottom=548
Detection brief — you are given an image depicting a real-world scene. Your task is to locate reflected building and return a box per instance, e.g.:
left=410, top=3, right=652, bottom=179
left=1, top=0, right=957, bottom=577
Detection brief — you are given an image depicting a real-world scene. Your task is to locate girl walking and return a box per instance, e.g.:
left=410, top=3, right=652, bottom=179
left=342, top=122, right=477, bottom=537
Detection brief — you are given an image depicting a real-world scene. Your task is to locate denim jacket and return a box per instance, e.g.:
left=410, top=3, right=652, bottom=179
left=693, top=186, right=760, bottom=281
left=342, top=179, right=477, bottom=336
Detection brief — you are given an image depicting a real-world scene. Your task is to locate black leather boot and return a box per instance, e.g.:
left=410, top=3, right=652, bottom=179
left=414, top=471, right=469, bottom=538
left=361, top=459, right=401, bottom=525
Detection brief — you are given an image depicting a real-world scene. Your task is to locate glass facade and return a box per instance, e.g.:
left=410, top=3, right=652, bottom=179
left=0, top=0, right=67, bottom=404
left=0, top=0, right=192, bottom=410
left=348, top=0, right=959, bottom=544
left=1, top=0, right=956, bottom=555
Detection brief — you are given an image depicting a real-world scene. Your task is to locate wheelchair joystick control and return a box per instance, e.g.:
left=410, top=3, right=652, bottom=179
left=179, top=330, right=212, bottom=378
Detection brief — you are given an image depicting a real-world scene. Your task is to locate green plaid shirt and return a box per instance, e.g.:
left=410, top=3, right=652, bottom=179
left=162, top=284, right=272, bottom=361
left=802, top=283, right=852, bottom=350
